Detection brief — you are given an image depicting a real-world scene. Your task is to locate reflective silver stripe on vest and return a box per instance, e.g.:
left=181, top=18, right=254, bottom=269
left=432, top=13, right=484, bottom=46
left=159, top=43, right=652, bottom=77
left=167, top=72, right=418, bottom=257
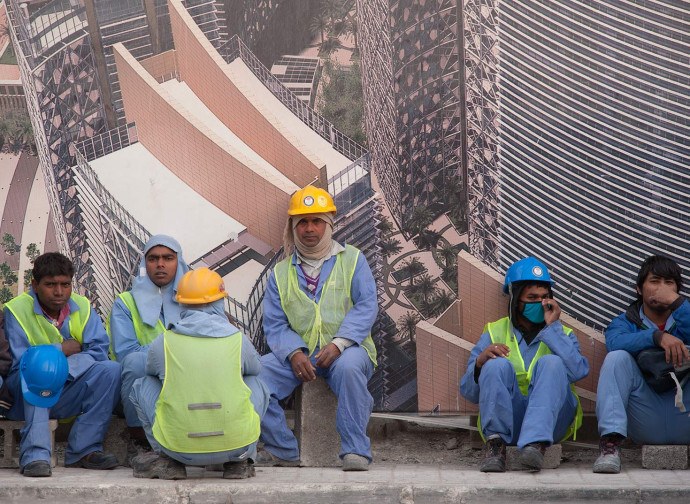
left=188, top=431, right=224, bottom=438
left=187, top=403, right=222, bottom=410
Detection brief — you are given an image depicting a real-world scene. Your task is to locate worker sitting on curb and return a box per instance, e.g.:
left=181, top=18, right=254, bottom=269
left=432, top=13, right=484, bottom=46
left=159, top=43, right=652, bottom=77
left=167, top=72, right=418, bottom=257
left=129, top=268, right=269, bottom=480
left=3, top=252, right=121, bottom=477
left=107, top=234, right=189, bottom=465
left=256, top=185, right=378, bottom=471
left=594, top=255, right=690, bottom=474
left=460, top=257, right=589, bottom=472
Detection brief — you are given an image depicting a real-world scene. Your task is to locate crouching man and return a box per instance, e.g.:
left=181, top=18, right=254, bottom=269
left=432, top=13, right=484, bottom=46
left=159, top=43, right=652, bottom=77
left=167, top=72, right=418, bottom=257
left=129, top=268, right=269, bottom=479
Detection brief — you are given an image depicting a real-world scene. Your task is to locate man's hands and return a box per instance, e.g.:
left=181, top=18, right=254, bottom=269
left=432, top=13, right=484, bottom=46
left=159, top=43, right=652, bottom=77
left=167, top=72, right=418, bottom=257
left=290, top=351, right=316, bottom=382
left=659, top=332, right=690, bottom=367
left=543, top=298, right=561, bottom=326
left=314, top=342, right=341, bottom=368
left=649, top=283, right=681, bottom=309
left=61, top=339, right=81, bottom=357
left=476, top=343, right=510, bottom=368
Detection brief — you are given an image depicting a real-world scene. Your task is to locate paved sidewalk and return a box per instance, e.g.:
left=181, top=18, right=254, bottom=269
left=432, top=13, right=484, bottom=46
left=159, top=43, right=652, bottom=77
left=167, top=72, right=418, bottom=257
left=1, top=464, right=689, bottom=503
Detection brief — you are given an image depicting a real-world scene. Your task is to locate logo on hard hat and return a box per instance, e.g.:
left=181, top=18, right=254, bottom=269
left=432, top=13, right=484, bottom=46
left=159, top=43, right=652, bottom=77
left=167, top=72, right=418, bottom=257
left=532, top=266, right=543, bottom=277
left=317, top=195, right=327, bottom=207
left=303, top=196, right=314, bottom=207
left=40, top=390, right=53, bottom=398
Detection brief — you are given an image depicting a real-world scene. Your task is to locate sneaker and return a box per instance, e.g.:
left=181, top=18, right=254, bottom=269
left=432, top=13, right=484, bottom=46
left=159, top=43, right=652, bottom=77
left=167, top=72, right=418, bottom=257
left=342, top=453, right=369, bottom=471
left=66, top=451, right=119, bottom=470
left=222, top=460, right=256, bottom=479
left=131, top=453, right=187, bottom=480
left=126, top=437, right=153, bottom=467
left=519, top=442, right=547, bottom=472
left=21, top=460, right=52, bottom=477
left=593, top=434, right=622, bottom=474
left=254, top=450, right=300, bottom=467
left=479, top=435, right=506, bottom=472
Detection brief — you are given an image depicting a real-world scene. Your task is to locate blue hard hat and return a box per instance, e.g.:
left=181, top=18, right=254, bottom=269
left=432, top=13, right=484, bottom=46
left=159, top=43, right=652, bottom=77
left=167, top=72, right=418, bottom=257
left=503, top=257, right=554, bottom=294
left=20, top=345, right=69, bottom=408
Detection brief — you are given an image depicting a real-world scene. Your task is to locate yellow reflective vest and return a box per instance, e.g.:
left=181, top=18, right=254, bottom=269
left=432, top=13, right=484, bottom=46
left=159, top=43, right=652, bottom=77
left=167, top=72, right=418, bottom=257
left=5, top=292, right=90, bottom=346
left=273, top=245, right=377, bottom=366
left=477, top=317, right=583, bottom=441
left=152, top=330, right=260, bottom=453
left=106, top=292, right=165, bottom=361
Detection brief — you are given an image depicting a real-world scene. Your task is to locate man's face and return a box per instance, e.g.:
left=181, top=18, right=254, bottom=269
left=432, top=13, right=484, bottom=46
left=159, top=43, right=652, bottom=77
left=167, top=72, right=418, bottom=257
left=295, top=216, right=327, bottom=247
left=637, top=274, right=678, bottom=313
left=518, top=284, right=550, bottom=311
left=145, top=245, right=178, bottom=287
left=32, top=275, right=72, bottom=315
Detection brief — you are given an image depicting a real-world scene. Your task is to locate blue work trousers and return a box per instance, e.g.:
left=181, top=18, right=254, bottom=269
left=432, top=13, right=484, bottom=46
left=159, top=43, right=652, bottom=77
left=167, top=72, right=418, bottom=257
left=478, top=354, right=577, bottom=449
left=130, top=374, right=269, bottom=466
left=596, top=350, right=690, bottom=443
left=258, top=345, right=374, bottom=462
left=120, top=352, right=146, bottom=427
left=7, top=360, right=121, bottom=468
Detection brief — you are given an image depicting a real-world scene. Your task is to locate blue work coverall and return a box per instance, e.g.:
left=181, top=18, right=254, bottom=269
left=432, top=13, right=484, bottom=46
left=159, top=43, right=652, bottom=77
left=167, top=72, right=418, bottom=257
left=597, top=298, right=690, bottom=443
left=259, top=247, right=378, bottom=462
left=4, top=290, right=120, bottom=468
left=130, top=304, right=269, bottom=466
left=460, top=320, right=589, bottom=449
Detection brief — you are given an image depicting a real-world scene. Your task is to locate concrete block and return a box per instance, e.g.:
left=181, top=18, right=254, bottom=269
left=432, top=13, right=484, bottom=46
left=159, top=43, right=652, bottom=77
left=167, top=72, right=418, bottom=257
left=294, top=376, right=340, bottom=467
left=0, top=419, right=58, bottom=468
left=641, top=445, right=688, bottom=470
left=506, top=444, right=562, bottom=470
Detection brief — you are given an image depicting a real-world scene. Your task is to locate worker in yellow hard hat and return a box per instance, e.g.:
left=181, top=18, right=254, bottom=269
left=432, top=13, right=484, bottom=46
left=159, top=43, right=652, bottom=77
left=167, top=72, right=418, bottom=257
left=257, top=185, right=378, bottom=471
left=128, top=268, right=269, bottom=480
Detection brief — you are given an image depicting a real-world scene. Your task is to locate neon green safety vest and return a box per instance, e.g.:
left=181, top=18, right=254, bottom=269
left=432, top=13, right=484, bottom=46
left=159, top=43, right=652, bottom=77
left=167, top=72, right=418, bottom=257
left=152, top=330, right=260, bottom=453
left=106, top=292, right=166, bottom=361
left=4, top=292, right=90, bottom=346
left=477, top=317, right=583, bottom=442
left=273, top=244, right=377, bottom=366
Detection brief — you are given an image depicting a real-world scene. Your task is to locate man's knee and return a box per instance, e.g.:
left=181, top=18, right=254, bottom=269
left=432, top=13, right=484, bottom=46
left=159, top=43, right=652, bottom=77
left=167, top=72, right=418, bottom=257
left=121, top=351, right=146, bottom=377
left=333, top=347, right=371, bottom=378
left=600, top=350, right=636, bottom=375
left=478, top=356, right=514, bottom=384
left=533, top=354, right=567, bottom=377
left=90, top=360, right=122, bottom=385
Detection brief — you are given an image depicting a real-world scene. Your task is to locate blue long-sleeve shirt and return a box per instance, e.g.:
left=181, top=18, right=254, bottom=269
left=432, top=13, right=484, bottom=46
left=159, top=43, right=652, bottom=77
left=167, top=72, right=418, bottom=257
left=460, top=320, right=589, bottom=404
left=263, top=248, right=378, bottom=364
left=108, top=296, right=158, bottom=362
left=4, top=289, right=111, bottom=381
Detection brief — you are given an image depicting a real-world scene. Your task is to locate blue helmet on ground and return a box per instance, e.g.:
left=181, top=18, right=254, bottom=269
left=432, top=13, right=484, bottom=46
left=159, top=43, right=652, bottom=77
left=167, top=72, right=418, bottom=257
left=503, top=257, right=555, bottom=294
left=20, top=345, right=69, bottom=408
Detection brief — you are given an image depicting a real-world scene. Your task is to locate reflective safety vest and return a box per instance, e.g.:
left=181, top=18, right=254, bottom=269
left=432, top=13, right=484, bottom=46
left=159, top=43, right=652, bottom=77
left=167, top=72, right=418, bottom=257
left=5, top=292, right=90, bottom=346
left=477, top=317, right=583, bottom=442
left=152, top=330, right=260, bottom=453
left=273, top=245, right=377, bottom=366
left=106, top=292, right=165, bottom=361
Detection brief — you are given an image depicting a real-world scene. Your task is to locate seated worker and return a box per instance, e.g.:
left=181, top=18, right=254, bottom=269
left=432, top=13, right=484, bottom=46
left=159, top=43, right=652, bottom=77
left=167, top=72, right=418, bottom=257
left=0, top=311, right=13, bottom=415
left=256, top=185, right=378, bottom=471
left=3, top=252, right=120, bottom=477
left=107, top=235, right=188, bottom=463
left=594, top=255, right=690, bottom=474
left=129, top=268, right=269, bottom=480
left=460, top=257, right=589, bottom=472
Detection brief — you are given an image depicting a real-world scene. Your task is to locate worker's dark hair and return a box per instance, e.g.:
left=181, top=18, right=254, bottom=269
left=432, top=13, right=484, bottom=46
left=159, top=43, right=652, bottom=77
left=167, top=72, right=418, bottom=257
left=32, top=253, right=74, bottom=284
left=636, top=255, right=682, bottom=298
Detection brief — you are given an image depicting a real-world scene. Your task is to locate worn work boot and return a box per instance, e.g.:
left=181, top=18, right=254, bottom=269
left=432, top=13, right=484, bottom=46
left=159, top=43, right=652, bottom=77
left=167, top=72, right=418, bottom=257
left=254, top=450, right=300, bottom=467
left=132, top=453, right=187, bottom=480
left=592, top=434, right=623, bottom=474
left=222, top=460, right=256, bottom=479
left=126, top=437, right=153, bottom=467
left=66, top=451, right=119, bottom=470
left=479, top=435, right=506, bottom=472
left=342, top=453, right=369, bottom=471
left=519, top=442, right=548, bottom=472
left=21, top=460, right=52, bottom=477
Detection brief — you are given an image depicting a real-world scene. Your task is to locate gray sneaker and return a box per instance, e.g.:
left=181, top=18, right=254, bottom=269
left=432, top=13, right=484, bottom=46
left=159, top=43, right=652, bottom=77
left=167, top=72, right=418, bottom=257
left=132, top=453, right=187, bottom=480
left=254, top=450, right=300, bottom=467
left=519, top=442, right=547, bottom=472
left=342, top=453, right=369, bottom=471
left=223, top=460, right=256, bottom=479
left=593, top=435, right=622, bottom=474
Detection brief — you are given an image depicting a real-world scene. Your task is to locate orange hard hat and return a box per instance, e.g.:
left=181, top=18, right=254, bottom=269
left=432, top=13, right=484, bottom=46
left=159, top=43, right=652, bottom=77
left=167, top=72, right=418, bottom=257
left=175, top=268, right=228, bottom=304
left=287, top=185, right=336, bottom=216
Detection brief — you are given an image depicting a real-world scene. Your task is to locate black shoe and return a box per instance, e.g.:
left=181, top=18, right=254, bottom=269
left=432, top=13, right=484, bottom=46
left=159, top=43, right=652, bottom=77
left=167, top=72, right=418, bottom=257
left=21, top=460, right=51, bottom=477
left=132, top=453, right=187, bottom=480
left=222, top=460, right=255, bottom=479
left=479, top=435, right=506, bottom=472
left=66, top=451, right=119, bottom=470
left=519, top=442, right=548, bottom=472
left=126, top=437, right=153, bottom=467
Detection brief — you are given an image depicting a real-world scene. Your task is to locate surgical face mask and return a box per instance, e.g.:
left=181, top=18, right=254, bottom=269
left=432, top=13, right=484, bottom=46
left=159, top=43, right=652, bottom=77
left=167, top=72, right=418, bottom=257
left=522, top=301, right=545, bottom=323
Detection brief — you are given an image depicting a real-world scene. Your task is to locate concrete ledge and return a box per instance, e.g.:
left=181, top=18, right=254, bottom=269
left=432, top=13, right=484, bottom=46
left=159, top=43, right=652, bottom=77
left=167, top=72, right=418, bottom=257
left=506, top=444, right=561, bottom=470
left=641, top=445, right=688, bottom=470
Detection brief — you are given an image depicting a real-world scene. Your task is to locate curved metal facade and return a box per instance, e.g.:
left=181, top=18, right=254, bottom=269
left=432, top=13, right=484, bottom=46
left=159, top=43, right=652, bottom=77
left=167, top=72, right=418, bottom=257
left=466, top=0, right=690, bottom=329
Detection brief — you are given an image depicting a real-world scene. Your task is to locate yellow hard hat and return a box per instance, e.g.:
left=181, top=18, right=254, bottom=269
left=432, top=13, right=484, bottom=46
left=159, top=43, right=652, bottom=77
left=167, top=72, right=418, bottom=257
left=175, top=268, right=228, bottom=304
left=287, top=185, right=337, bottom=216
